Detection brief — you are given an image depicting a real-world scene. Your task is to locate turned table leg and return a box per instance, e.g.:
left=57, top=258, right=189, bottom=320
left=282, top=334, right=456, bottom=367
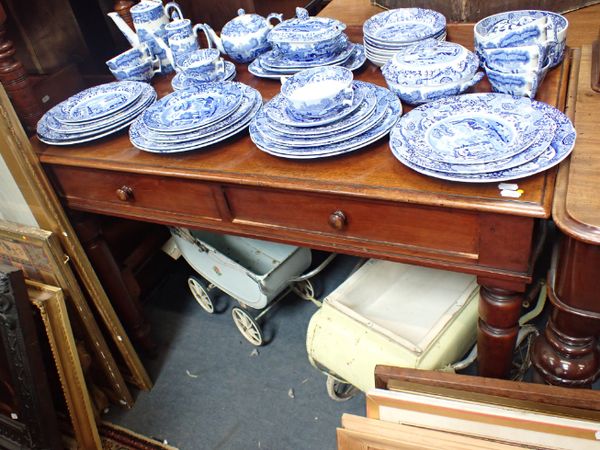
left=477, top=285, right=523, bottom=378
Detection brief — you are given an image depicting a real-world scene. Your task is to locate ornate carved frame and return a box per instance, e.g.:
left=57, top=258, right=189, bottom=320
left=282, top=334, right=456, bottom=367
left=0, top=265, right=62, bottom=450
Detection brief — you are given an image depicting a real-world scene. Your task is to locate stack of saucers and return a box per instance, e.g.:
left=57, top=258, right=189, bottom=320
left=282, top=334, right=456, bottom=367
left=389, top=93, right=576, bottom=183
left=37, top=81, right=156, bottom=145
left=363, top=8, right=447, bottom=67
left=129, top=81, right=262, bottom=153
left=250, top=66, right=401, bottom=159
left=248, top=7, right=365, bottom=79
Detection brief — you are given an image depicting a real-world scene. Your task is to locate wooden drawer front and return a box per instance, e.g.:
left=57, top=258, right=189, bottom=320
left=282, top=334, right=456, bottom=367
left=226, top=187, right=480, bottom=259
left=50, top=165, right=222, bottom=222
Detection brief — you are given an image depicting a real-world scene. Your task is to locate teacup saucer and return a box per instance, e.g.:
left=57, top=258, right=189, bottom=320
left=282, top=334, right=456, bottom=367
left=171, top=61, right=236, bottom=90
left=266, top=82, right=365, bottom=128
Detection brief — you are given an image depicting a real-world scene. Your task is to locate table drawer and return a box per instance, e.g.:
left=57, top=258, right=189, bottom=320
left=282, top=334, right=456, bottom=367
left=49, top=165, right=222, bottom=224
left=225, top=186, right=480, bottom=259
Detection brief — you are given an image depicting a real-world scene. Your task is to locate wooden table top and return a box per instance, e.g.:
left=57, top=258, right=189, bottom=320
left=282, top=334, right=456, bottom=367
left=33, top=25, right=572, bottom=219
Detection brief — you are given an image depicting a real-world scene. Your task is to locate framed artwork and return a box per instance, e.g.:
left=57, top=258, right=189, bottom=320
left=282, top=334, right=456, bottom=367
left=0, top=220, right=133, bottom=408
left=0, top=85, right=151, bottom=392
left=0, top=265, right=63, bottom=450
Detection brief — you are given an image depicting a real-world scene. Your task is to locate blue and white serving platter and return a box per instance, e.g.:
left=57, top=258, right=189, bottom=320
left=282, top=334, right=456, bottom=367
left=268, top=81, right=378, bottom=136
left=46, top=85, right=156, bottom=134
left=142, top=82, right=243, bottom=134
left=265, top=82, right=365, bottom=128
left=363, top=8, right=446, bottom=44
left=248, top=44, right=365, bottom=79
left=251, top=84, right=401, bottom=159
left=389, top=100, right=576, bottom=182
left=395, top=93, right=551, bottom=165
left=258, top=41, right=354, bottom=71
left=171, top=61, right=236, bottom=91
left=129, top=85, right=262, bottom=153
left=259, top=84, right=395, bottom=147
left=55, top=81, right=146, bottom=124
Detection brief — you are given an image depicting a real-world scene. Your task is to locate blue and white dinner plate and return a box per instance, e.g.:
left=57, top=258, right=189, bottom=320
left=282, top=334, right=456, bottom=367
left=142, top=82, right=243, bottom=134
left=251, top=84, right=401, bottom=159
left=265, top=82, right=365, bottom=128
left=389, top=100, right=576, bottom=182
left=258, top=41, right=354, bottom=71
left=46, top=85, right=156, bottom=135
left=171, top=61, right=236, bottom=90
left=259, top=84, right=396, bottom=147
left=363, top=8, right=446, bottom=44
left=248, top=44, right=365, bottom=79
left=130, top=85, right=262, bottom=153
left=395, top=93, right=551, bottom=165
left=55, top=81, right=146, bottom=124
left=268, top=81, right=378, bottom=136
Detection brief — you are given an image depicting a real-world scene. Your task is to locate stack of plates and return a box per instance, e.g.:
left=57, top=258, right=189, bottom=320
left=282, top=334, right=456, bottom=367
left=363, top=8, right=447, bottom=67
left=129, top=81, right=262, bottom=153
left=389, top=93, right=576, bottom=183
left=248, top=42, right=366, bottom=79
left=250, top=81, right=401, bottom=159
left=171, top=61, right=237, bottom=91
left=37, top=81, right=156, bottom=145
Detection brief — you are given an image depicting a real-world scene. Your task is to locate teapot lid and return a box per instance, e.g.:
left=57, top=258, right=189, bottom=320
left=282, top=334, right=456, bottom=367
left=268, top=7, right=345, bottom=43
left=222, top=8, right=268, bottom=36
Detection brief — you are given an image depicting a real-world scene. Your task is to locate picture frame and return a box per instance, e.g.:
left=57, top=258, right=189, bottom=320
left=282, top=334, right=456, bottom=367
left=0, top=85, right=151, bottom=392
left=0, top=220, right=133, bottom=407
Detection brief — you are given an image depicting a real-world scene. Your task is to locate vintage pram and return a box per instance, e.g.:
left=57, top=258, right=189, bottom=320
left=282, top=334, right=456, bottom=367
left=170, top=227, right=334, bottom=346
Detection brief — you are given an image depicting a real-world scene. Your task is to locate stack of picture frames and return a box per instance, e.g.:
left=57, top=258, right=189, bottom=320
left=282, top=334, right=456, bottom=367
left=0, top=79, right=151, bottom=447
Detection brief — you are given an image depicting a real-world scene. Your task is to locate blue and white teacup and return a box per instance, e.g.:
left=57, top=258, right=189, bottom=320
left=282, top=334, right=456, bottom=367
left=484, top=60, right=550, bottom=98
left=106, top=43, right=161, bottom=81
left=166, top=19, right=213, bottom=64
left=177, top=48, right=224, bottom=81
left=281, top=66, right=354, bottom=118
left=482, top=44, right=548, bottom=73
left=108, top=59, right=159, bottom=82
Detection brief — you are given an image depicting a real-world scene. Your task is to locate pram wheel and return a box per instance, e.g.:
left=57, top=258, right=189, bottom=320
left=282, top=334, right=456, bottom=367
left=326, top=375, right=358, bottom=402
left=231, top=307, right=263, bottom=346
left=187, top=276, right=218, bottom=314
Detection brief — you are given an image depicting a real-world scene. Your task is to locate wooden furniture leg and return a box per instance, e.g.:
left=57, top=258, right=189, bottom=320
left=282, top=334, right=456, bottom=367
left=0, top=4, right=43, bottom=134
left=477, top=285, right=523, bottom=378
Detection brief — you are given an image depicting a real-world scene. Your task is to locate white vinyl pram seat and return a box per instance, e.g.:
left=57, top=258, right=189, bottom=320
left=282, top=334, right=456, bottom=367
left=306, top=259, right=479, bottom=399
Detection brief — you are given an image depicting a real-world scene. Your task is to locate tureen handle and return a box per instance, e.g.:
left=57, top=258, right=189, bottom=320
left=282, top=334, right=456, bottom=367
left=295, top=7, right=309, bottom=20
left=265, top=12, right=283, bottom=26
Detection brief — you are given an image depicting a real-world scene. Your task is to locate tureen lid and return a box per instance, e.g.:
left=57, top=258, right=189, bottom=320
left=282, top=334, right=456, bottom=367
left=268, top=7, right=345, bottom=43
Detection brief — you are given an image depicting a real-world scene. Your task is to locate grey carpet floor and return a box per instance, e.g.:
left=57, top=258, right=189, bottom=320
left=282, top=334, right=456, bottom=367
left=105, top=253, right=366, bottom=450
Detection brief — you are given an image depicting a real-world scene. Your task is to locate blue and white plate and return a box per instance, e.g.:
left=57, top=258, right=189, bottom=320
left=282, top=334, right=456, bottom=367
left=363, top=8, right=446, bottom=44
left=395, top=93, right=550, bottom=165
left=258, top=41, right=354, bottom=71
left=130, top=85, right=262, bottom=153
left=251, top=84, right=401, bottom=159
left=268, top=81, right=378, bottom=136
left=266, top=82, right=365, bottom=128
left=55, top=81, right=146, bottom=124
left=248, top=44, right=365, bottom=79
left=46, top=85, right=156, bottom=135
left=260, top=84, right=395, bottom=147
left=390, top=100, right=575, bottom=182
left=171, top=61, right=236, bottom=90
left=142, top=82, right=243, bottom=134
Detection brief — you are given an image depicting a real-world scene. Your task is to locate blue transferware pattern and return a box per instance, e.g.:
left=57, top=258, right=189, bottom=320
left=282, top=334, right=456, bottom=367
left=171, top=61, right=236, bottom=90
left=266, top=82, right=364, bottom=128
left=142, top=82, right=242, bottom=134
left=46, top=86, right=156, bottom=135
left=259, top=37, right=352, bottom=70
left=363, top=28, right=446, bottom=49
left=273, top=34, right=347, bottom=62
left=130, top=85, right=262, bottom=152
left=109, top=59, right=157, bottom=82
left=363, top=8, right=446, bottom=43
left=485, top=61, right=549, bottom=98
left=56, top=81, right=145, bottom=124
left=382, top=39, right=479, bottom=86
left=268, top=7, right=345, bottom=44
left=386, top=71, right=484, bottom=105
left=395, top=93, right=548, bottom=164
left=390, top=100, right=575, bottom=182
left=269, top=81, right=376, bottom=136
left=482, top=44, right=547, bottom=73
left=106, top=44, right=154, bottom=71
left=251, top=85, right=401, bottom=159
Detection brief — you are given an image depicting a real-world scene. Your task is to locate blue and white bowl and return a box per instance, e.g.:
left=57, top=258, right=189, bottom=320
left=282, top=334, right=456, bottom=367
left=484, top=60, right=550, bottom=98
left=363, top=8, right=446, bottom=44
left=382, top=39, right=479, bottom=86
left=281, top=66, right=353, bottom=118
left=386, top=71, right=484, bottom=105
left=482, top=44, right=548, bottom=73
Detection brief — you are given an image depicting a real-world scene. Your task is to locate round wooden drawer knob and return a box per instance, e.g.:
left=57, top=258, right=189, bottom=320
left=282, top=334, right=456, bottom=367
left=116, top=186, right=134, bottom=202
left=328, top=210, right=347, bottom=230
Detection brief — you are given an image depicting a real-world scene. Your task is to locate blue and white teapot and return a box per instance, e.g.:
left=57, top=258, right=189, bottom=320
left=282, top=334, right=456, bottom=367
left=202, top=9, right=283, bottom=63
